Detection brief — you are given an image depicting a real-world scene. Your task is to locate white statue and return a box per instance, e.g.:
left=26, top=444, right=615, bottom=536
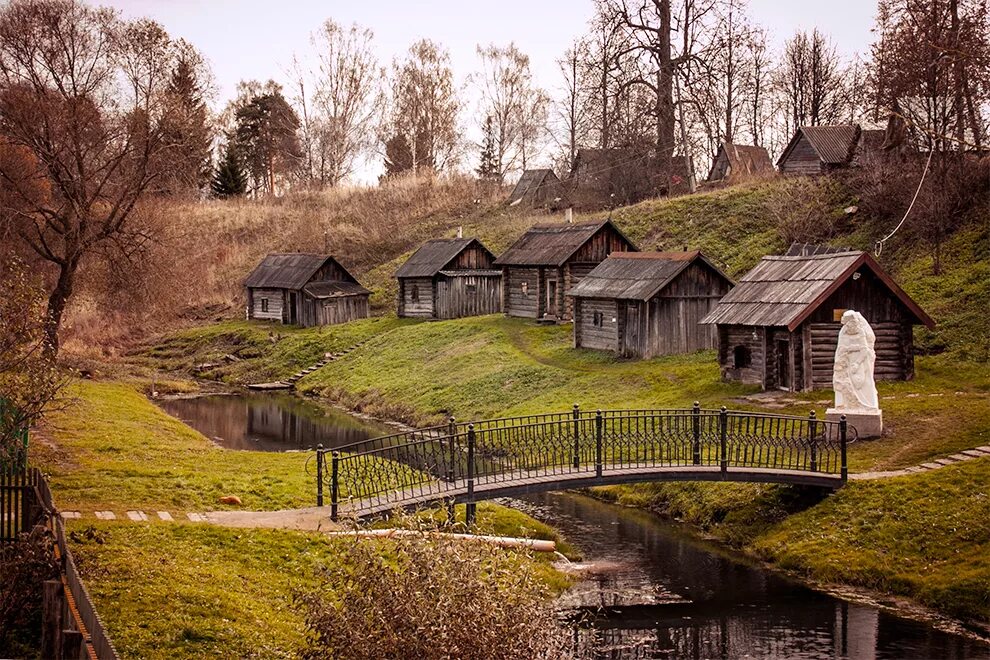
left=827, top=310, right=883, bottom=437
left=832, top=310, right=879, bottom=410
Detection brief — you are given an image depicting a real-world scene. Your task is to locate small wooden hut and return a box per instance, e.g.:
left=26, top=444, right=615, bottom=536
left=494, top=219, right=636, bottom=322
left=706, top=142, right=774, bottom=183
left=777, top=125, right=888, bottom=175
left=508, top=169, right=563, bottom=208
left=244, top=253, right=370, bottom=327
left=395, top=238, right=502, bottom=319
left=568, top=251, right=733, bottom=358
left=701, top=251, right=934, bottom=391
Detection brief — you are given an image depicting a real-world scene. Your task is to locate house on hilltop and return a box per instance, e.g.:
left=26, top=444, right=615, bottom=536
left=568, top=251, right=733, bottom=358
left=701, top=251, right=934, bottom=391
left=508, top=169, right=563, bottom=208
left=244, top=253, right=370, bottom=327
left=707, top=142, right=774, bottom=184
left=494, top=219, right=636, bottom=322
left=395, top=238, right=502, bottom=319
left=777, top=125, right=887, bottom=175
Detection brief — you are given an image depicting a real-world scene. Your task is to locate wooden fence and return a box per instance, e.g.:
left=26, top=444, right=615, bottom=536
left=2, top=467, right=120, bottom=659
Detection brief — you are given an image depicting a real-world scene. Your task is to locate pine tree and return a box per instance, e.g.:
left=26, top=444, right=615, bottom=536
left=160, top=53, right=212, bottom=195
left=211, top=148, right=248, bottom=198
left=476, top=116, right=500, bottom=183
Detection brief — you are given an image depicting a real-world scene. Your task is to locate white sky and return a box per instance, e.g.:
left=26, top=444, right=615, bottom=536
left=100, top=0, right=880, bottom=180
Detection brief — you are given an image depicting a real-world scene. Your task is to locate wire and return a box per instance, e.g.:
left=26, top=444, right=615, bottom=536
left=874, top=147, right=935, bottom=257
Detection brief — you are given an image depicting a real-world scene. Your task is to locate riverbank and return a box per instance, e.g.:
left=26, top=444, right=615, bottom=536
left=128, top=311, right=990, bottom=628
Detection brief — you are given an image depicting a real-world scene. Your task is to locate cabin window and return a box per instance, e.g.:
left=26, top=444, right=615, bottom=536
left=521, top=282, right=528, bottom=296
left=733, top=345, right=752, bottom=369
left=592, top=311, right=604, bottom=327
left=261, top=298, right=269, bottom=313
left=466, top=284, right=477, bottom=294
left=411, top=284, right=420, bottom=303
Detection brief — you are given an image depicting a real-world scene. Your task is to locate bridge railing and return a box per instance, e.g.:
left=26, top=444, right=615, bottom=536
left=317, top=406, right=850, bottom=520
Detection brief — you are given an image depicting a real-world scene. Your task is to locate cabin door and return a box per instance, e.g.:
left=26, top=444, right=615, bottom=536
left=545, top=279, right=558, bottom=317
left=774, top=339, right=791, bottom=390
left=286, top=292, right=298, bottom=325
left=623, top=303, right=640, bottom=355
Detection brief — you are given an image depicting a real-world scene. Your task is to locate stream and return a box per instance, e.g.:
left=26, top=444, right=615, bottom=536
left=159, top=393, right=989, bottom=659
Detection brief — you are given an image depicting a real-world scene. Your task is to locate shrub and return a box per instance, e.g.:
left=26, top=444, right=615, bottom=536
left=296, top=528, right=569, bottom=659
left=0, top=524, right=59, bottom=653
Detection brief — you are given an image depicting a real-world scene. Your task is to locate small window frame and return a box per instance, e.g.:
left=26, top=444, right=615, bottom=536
left=410, top=284, right=420, bottom=303
left=261, top=298, right=270, bottom=313
left=732, top=345, right=752, bottom=369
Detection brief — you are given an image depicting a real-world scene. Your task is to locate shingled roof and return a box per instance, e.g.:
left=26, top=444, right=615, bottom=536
left=302, top=281, right=370, bottom=299
left=244, top=254, right=355, bottom=290
left=508, top=169, right=560, bottom=204
left=701, top=251, right=934, bottom=330
left=778, top=125, right=860, bottom=167
left=493, top=219, right=635, bottom=267
left=568, top=251, right=731, bottom=301
left=395, top=238, right=495, bottom=278
left=707, top=142, right=774, bottom=181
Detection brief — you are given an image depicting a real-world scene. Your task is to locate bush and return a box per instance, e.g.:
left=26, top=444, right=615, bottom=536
left=0, top=524, right=59, bottom=654
left=296, top=528, right=569, bottom=659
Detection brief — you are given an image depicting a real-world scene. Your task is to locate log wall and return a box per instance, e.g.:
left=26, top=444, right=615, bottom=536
left=248, top=288, right=285, bottom=322
left=779, top=133, right=825, bottom=176
left=435, top=274, right=502, bottom=319
left=573, top=298, right=619, bottom=351
left=398, top=277, right=435, bottom=318
left=504, top=267, right=541, bottom=318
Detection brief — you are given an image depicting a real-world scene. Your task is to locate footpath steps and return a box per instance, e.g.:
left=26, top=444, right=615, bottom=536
left=247, top=338, right=374, bottom=391
left=850, top=445, right=990, bottom=481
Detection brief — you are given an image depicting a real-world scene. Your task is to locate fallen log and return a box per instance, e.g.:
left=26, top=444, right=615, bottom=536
left=323, top=528, right=557, bottom=552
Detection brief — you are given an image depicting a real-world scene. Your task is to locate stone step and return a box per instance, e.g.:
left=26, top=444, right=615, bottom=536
left=95, top=511, right=116, bottom=520
left=920, top=462, right=943, bottom=470
left=187, top=513, right=206, bottom=522
left=962, top=449, right=989, bottom=458
left=126, top=510, right=149, bottom=522
left=157, top=511, right=173, bottom=521
left=976, top=446, right=990, bottom=454
left=62, top=511, right=82, bottom=519
left=949, top=453, right=976, bottom=462
left=934, top=458, right=956, bottom=466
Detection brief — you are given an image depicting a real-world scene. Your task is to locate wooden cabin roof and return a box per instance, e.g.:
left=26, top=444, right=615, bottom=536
left=777, top=125, right=859, bottom=167
left=395, top=238, right=495, bottom=279
left=701, top=251, right=934, bottom=330
left=707, top=142, right=773, bottom=180
left=493, top=219, right=635, bottom=267
left=302, top=281, right=370, bottom=299
left=508, top=169, right=559, bottom=204
left=244, top=253, right=355, bottom=290
left=568, top=251, right=731, bottom=301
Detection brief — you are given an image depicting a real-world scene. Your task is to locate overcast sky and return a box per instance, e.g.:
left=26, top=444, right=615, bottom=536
left=99, top=0, right=880, bottom=180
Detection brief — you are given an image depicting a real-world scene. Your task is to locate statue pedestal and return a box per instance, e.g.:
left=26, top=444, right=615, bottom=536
left=827, top=408, right=883, bottom=439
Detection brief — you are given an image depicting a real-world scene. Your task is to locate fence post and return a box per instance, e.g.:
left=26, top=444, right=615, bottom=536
left=692, top=401, right=701, bottom=465
left=330, top=451, right=340, bottom=522
left=466, top=424, right=476, bottom=526
left=572, top=404, right=581, bottom=469
left=447, top=416, right=457, bottom=483
left=595, top=410, right=603, bottom=478
left=316, top=444, right=324, bottom=507
left=41, top=579, right=62, bottom=660
left=719, top=406, right=728, bottom=475
left=809, top=411, right=818, bottom=472
left=840, top=415, right=848, bottom=482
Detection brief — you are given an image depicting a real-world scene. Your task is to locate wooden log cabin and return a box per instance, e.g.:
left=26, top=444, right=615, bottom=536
left=395, top=238, right=502, bottom=319
left=244, top=253, right=370, bottom=327
left=701, top=251, right=934, bottom=391
left=777, top=125, right=887, bottom=175
left=706, top=142, right=774, bottom=183
left=493, top=219, right=636, bottom=322
left=568, top=251, right=733, bottom=358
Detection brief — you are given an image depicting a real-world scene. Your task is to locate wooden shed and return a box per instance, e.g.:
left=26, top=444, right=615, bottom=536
left=244, top=253, right=370, bottom=327
left=508, top=169, right=563, bottom=208
left=700, top=251, right=934, bottom=391
left=706, top=142, right=774, bottom=183
left=493, top=219, right=636, bottom=322
left=395, top=238, right=502, bottom=319
left=568, top=251, right=733, bottom=358
left=777, top=125, right=888, bottom=175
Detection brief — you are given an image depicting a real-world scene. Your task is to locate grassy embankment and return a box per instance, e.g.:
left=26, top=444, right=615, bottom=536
left=136, top=181, right=988, bottom=624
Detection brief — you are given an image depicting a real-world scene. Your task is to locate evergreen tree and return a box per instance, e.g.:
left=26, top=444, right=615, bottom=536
left=476, top=116, right=500, bottom=182
left=211, top=148, right=247, bottom=198
left=160, top=50, right=212, bottom=195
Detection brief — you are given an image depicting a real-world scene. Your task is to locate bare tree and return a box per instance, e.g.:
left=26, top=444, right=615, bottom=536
left=0, top=0, right=186, bottom=354
left=552, top=41, right=593, bottom=172
left=779, top=29, right=852, bottom=133
left=382, top=40, right=461, bottom=174
left=474, top=43, right=549, bottom=181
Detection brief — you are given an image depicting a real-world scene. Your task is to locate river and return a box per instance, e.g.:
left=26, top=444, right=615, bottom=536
left=159, top=393, right=989, bottom=659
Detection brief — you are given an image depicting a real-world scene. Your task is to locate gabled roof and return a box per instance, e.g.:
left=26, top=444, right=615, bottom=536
left=493, top=219, right=636, bottom=267
left=303, top=281, right=370, bottom=299
left=244, top=254, right=356, bottom=290
left=777, top=125, right=860, bottom=167
left=701, top=251, right=934, bottom=330
left=707, top=142, right=774, bottom=181
left=508, top=169, right=560, bottom=203
left=568, top=251, right=732, bottom=301
left=395, top=238, right=495, bottom=279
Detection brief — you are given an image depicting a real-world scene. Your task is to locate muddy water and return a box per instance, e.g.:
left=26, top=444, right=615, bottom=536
left=513, top=492, right=989, bottom=659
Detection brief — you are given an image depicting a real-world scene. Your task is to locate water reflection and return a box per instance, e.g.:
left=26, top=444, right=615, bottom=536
left=514, top=493, right=988, bottom=659
left=158, top=393, right=390, bottom=452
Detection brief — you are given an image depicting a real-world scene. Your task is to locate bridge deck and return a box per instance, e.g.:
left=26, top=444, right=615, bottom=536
left=340, top=464, right=842, bottom=520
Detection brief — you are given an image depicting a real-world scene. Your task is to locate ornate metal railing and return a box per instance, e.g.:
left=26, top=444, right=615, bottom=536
left=315, top=405, right=851, bottom=522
